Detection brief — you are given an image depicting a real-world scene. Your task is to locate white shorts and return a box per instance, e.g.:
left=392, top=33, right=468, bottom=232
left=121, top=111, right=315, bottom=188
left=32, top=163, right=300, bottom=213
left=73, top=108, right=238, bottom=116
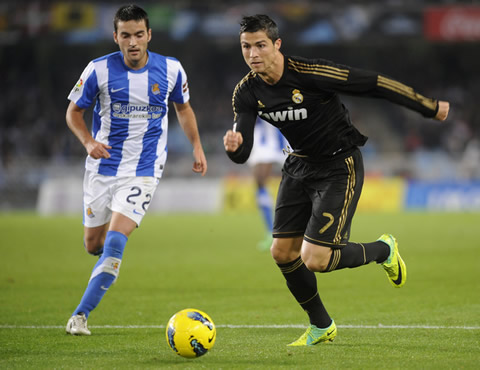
left=248, top=117, right=288, bottom=167
left=83, top=170, right=159, bottom=228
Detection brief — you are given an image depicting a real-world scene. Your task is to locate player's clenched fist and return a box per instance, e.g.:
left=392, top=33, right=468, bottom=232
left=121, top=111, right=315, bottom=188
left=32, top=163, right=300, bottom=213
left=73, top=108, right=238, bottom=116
left=435, top=101, right=450, bottom=121
left=223, top=130, right=243, bottom=152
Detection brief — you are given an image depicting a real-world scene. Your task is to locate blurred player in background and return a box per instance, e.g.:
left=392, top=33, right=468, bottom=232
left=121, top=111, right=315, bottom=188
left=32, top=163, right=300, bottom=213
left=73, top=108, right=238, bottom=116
left=65, top=4, right=207, bottom=335
left=224, top=14, right=449, bottom=346
left=248, top=117, right=288, bottom=251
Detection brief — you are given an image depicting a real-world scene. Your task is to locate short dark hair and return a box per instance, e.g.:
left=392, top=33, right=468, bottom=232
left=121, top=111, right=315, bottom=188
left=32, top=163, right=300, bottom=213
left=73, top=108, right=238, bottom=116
left=114, top=4, right=150, bottom=33
left=239, top=15, right=279, bottom=42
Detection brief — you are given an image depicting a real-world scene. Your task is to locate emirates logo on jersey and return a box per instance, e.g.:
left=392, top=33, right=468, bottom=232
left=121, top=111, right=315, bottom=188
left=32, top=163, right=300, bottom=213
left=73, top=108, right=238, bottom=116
left=292, top=89, right=303, bottom=104
left=151, top=83, right=160, bottom=95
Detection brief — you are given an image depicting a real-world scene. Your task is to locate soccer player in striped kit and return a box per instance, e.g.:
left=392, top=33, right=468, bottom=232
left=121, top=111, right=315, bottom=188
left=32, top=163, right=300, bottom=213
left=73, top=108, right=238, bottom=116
left=224, top=14, right=449, bottom=346
left=65, top=4, right=207, bottom=335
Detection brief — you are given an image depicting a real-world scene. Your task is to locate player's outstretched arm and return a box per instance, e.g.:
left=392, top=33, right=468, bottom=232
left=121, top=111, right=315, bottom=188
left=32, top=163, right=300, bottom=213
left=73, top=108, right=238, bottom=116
left=174, top=102, right=208, bottom=176
left=435, top=101, right=450, bottom=121
left=66, top=101, right=111, bottom=159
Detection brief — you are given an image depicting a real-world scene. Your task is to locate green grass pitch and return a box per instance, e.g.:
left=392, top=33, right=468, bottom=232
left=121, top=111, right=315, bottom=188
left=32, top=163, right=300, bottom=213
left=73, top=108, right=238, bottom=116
left=1, top=211, right=479, bottom=369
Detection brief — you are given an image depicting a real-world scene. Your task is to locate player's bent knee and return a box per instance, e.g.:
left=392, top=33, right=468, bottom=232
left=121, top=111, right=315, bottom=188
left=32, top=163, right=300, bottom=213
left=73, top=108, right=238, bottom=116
left=84, top=235, right=105, bottom=255
left=89, top=257, right=122, bottom=282
left=302, top=247, right=332, bottom=272
left=84, top=241, right=103, bottom=255
left=303, top=257, right=329, bottom=272
left=270, top=239, right=300, bottom=264
left=270, top=244, right=282, bottom=262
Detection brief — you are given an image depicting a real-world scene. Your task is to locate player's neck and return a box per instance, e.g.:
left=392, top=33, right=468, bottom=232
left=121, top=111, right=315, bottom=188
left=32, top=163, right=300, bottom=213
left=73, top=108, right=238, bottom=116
left=124, top=51, right=149, bottom=70
left=259, top=53, right=284, bottom=85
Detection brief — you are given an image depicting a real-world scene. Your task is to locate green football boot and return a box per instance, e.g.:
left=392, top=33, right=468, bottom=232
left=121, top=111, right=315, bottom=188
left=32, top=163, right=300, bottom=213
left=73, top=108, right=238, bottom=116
left=257, top=233, right=273, bottom=251
left=378, top=234, right=407, bottom=288
left=287, top=320, right=337, bottom=346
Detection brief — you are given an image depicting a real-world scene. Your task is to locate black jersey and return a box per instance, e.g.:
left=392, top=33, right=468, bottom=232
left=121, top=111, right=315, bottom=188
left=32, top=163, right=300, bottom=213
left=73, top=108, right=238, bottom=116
left=228, top=54, right=439, bottom=164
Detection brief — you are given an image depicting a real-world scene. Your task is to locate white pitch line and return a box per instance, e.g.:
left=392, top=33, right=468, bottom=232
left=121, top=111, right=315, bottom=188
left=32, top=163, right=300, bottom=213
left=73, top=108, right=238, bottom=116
left=1, top=324, right=479, bottom=330
left=221, top=324, right=480, bottom=330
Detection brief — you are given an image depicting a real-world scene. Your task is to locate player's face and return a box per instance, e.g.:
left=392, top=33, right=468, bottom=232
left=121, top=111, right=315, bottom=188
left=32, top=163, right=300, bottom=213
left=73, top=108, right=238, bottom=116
left=114, top=20, right=152, bottom=70
left=240, top=31, right=282, bottom=76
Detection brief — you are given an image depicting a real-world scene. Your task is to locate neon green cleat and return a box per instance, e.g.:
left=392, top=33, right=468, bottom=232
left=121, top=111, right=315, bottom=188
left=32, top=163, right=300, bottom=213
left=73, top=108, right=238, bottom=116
left=287, top=320, right=337, bottom=346
left=378, top=234, right=407, bottom=288
left=257, top=233, right=273, bottom=251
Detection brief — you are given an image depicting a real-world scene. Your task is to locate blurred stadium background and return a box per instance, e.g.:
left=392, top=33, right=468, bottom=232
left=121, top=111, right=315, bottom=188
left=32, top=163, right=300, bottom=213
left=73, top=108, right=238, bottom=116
left=0, top=0, right=479, bottom=213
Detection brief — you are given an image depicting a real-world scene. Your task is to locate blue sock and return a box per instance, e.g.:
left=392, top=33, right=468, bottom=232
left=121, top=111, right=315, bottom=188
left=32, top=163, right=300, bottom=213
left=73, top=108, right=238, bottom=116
left=256, top=186, right=273, bottom=232
left=73, top=231, right=127, bottom=318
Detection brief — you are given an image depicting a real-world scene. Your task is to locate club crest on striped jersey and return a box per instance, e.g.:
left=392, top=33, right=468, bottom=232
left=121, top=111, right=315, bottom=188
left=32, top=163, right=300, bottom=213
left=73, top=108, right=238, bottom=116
left=151, top=83, right=160, bottom=95
left=292, top=89, right=303, bottom=104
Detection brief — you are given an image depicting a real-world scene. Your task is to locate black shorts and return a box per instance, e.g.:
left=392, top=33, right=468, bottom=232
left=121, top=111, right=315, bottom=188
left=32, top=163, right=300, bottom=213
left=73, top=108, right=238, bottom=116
left=272, top=148, right=364, bottom=248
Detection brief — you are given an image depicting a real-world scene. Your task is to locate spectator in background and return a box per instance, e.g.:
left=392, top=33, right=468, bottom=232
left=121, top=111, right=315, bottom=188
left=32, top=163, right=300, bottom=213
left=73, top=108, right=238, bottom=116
left=248, top=117, right=288, bottom=251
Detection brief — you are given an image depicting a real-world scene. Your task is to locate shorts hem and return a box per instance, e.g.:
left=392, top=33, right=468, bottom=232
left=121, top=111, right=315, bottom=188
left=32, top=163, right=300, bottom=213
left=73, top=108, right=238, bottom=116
left=110, top=207, right=142, bottom=227
left=272, top=231, right=305, bottom=239
left=304, top=235, right=346, bottom=249
left=83, top=218, right=110, bottom=228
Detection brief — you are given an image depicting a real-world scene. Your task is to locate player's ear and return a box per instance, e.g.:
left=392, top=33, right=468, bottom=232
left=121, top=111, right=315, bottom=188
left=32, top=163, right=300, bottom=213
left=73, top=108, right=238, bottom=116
left=113, top=31, right=119, bottom=45
left=274, top=38, right=282, bottom=51
left=147, top=28, right=152, bottom=42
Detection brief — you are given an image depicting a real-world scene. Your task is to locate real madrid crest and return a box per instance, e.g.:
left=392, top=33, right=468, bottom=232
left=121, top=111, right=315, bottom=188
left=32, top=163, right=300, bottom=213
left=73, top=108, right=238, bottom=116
left=292, top=89, right=303, bottom=104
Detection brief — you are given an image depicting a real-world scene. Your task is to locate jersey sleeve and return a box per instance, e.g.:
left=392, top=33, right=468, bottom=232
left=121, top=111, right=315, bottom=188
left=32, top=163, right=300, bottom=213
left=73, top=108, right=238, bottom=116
left=168, top=59, right=190, bottom=104
left=227, top=77, right=258, bottom=164
left=67, top=61, right=99, bottom=109
left=288, top=57, right=439, bottom=118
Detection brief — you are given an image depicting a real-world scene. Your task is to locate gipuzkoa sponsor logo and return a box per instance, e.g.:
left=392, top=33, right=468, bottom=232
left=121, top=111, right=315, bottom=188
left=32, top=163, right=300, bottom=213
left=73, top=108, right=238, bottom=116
left=112, top=103, right=164, bottom=119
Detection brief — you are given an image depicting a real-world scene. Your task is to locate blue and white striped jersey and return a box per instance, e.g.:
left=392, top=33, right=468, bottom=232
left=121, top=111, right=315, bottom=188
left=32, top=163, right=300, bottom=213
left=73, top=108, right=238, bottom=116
left=248, top=117, right=289, bottom=166
left=68, top=51, right=189, bottom=178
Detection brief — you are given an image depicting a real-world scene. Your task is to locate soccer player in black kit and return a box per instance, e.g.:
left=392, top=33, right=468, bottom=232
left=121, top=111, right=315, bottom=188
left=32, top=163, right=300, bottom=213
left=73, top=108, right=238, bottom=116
left=224, top=15, right=450, bottom=346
